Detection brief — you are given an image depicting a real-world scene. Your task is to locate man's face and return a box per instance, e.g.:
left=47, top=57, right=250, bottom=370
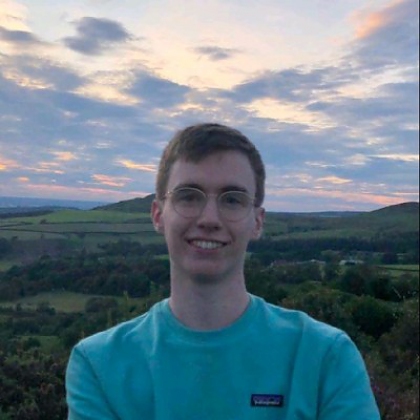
left=151, top=150, right=265, bottom=282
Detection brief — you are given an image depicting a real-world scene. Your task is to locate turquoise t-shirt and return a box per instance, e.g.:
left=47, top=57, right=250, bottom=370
left=66, top=295, right=380, bottom=419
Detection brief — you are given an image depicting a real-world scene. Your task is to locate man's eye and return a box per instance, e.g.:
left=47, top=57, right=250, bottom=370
left=175, top=189, right=202, bottom=203
left=222, top=193, right=247, bottom=207
left=225, top=196, right=241, bottom=204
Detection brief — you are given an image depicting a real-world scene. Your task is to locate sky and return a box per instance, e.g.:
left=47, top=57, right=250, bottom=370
left=0, top=0, right=418, bottom=212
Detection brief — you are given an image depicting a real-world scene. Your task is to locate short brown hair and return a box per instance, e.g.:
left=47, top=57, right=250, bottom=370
left=156, top=123, right=265, bottom=206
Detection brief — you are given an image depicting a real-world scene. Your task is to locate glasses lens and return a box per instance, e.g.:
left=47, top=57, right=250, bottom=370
left=171, top=188, right=205, bottom=217
left=169, top=188, right=254, bottom=221
left=218, top=191, right=253, bottom=221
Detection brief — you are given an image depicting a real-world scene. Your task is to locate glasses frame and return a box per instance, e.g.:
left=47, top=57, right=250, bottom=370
left=165, top=187, right=256, bottom=222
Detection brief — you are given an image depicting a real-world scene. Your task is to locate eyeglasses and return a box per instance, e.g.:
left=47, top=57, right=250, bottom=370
left=165, top=187, right=255, bottom=222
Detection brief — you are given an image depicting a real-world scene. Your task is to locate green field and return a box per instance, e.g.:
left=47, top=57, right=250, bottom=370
left=0, top=291, right=148, bottom=313
left=0, top=291, right=98, bottom=312
left=0, top=209, right=151, bottom=224
left=378, top=264, right=419, bottom=271
left=0, top=202, right=418, bottom=270
left=0, top=209, right=163, bottom=255
left=1, top=203, right=418, bottom=244
left=377, top=265, right=419, bottom=279
left=0, top=259, right=20, bottom=271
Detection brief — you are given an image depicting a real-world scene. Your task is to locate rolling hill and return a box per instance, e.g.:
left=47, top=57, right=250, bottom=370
left=0, top=197, right=418, bottom=245
left=94, top=194, right=156, bottom=213
left=0, top=198, right=418, bottom=270
left=93, top=197, right=419, bottom=242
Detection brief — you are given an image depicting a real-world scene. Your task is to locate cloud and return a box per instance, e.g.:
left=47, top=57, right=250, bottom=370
left=350, top=0, right=419, bottom=68
left=8, top=181, right=133, bottom=202
left=316, top=176, right=352, bottom=185
left=223, top=66, right=351, bottom=105
left=307, top=83, right=418, bottom=130
left=0, top=155, right=19, bottom=171
left=0, top=1, right=417, bottom=210
left=116, top=159, right=156, bottom=172
left=193, top=46, right=240, bottom=61
left=3, top=55, right=85, bottom=91
left=91, top=174, right=130, bottom=187
left=0, top=26, right=40, bottom=44
left=50, top=151, right=77, bottom=161
left=63, top=17, right=132, bottom=55
left=127, top=71, right=191, bottom=108
left=354, top=0, right=417, bottom=39
left=35, top=89, right=136, bottom=120
left=372, top=153, right=418, bottom=163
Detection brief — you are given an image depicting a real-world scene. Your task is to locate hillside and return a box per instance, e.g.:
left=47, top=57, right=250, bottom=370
left=97, top=194, right=365, bottom=217
left=94, top=194, right=156, bottom=213
left=341, top=202, right=419, bottom=233
left=98, top=195, right=418, bottom=221
left=369, top=201, right=419, bottom=217
left=0, top=200, right=417, bottom=271
left=94, top=198, right=419, bottom=243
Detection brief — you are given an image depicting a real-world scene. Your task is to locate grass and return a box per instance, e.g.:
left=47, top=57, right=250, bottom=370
left=377, top=265, right=419, bottom=279
left=0, top=209, right=161, bottom=252
left=0, top=209, right=163, bottom=263
left=0, top=209, right=148, bottom=224
left=0, top=230, right=67, bottom=240
left=0, top=291, right=91, bottom=312
left=36, top=335, right=63, bottom=352
left=0, top=291, right=148, bottom=313
left=378, top=264, right=419, bottom=272
left=17, top=335, right=63, bottom=353
left=0, top=260, right=20, bottom=271
left=2, top=206, right=417, bottom=245
left=1, top=223, right=154, bottom=233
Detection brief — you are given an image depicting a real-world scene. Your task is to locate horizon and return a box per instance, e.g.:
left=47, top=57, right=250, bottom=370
left=1, top=194, right=418, bottom=214
left=0, top=0, right=419, bottom=212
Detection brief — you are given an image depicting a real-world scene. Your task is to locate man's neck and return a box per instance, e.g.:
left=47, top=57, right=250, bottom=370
left=169, top=273, right=250, bottom=331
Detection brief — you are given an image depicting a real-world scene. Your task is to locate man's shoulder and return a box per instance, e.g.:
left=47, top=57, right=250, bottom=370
left=74, top=299, right=166, bottom=355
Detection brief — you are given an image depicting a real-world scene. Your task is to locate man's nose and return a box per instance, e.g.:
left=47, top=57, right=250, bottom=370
left=196, top=196, right=222, bottom=227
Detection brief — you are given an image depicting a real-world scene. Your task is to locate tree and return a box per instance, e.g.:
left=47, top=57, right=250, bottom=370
left=379, top=298, right=419, bottom=374
left=348, top=296, right=398, bottom=340
left=85, top=297, right=118, bottom=313
left=323, top=262, right=340, bottom=283
left=338, top=265, right=368, bottom=296
left=281, top=287, right=357, bottom=338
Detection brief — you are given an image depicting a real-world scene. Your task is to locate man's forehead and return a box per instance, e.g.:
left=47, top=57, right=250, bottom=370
left=175, top=150, right=251, bottom=166
left=167, top=152, right=256, bottom=192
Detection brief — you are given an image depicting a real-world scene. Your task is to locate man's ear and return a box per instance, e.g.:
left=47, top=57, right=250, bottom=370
left=252, top=207, right=265, bottom=240
left=151, top=199, right=164, bottom=234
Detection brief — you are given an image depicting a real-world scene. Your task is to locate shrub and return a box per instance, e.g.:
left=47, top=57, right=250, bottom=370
left=348, top=296, right=398, bottom=340
left=281, top=287, right=357, bottom=337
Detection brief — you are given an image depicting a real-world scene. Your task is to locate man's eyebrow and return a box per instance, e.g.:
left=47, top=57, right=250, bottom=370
left=172, top=183, right=202, bottom=191
left=172, top=183, right=249, bottom=193
left=220, top=185, right=249, bottom=193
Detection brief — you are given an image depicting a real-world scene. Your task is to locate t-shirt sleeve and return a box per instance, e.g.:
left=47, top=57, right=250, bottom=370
left=318, top=332, right=381, bottom=420
left=65, top=343, right=118, bottom=420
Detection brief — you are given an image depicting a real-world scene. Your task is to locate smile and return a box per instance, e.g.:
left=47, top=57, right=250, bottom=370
left=189, top=240, right=226, bottom=250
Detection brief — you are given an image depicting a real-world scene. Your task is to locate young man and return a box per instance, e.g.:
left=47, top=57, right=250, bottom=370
left=66, top=123, right=380, bottom=419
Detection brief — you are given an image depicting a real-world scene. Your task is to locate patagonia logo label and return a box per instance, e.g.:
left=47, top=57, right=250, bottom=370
left=250, top=394, right=284, bottom=407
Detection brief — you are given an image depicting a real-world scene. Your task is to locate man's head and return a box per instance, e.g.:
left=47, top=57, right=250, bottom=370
left=156, top=123, right=265, bottom=207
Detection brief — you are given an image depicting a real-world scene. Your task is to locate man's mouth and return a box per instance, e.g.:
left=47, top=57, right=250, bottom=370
left=189, top=240, right=226, bottom=250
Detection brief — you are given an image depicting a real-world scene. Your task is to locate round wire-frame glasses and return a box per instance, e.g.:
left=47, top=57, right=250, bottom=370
left=166, top=187, right=255, bottom=222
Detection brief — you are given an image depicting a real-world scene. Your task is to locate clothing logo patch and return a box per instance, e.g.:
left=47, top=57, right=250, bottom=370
left=250, top=394, right=284, bottom=407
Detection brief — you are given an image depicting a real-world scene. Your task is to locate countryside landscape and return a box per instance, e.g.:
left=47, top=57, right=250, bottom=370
left=0, top=196, right=418, bottom=419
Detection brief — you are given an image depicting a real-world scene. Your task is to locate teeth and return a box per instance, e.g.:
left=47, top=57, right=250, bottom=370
left=191, top=240, right=224, bottom=250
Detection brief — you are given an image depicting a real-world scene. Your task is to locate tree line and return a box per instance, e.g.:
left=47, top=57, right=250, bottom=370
left=0, top=240, right=418, bottom=419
